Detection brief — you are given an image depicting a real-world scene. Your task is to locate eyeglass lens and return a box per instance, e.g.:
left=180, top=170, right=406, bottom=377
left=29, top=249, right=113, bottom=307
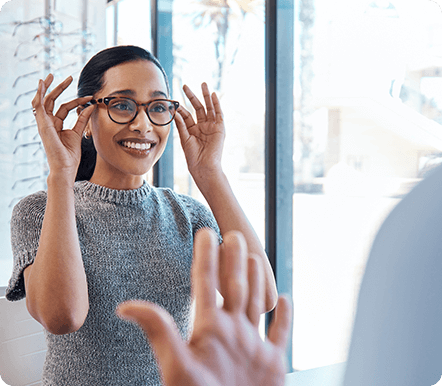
left=108, top=99, right=177, bottom=125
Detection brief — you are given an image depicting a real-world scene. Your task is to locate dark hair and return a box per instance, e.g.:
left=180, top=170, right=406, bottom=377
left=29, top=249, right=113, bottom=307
left=75, top=45, right=169, bottom=181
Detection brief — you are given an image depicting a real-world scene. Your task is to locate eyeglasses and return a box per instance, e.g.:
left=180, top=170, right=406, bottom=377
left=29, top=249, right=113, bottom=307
left=12, top=16, right=63, bottom=37
left=88, top=97, right=179, bottom=126
left=13, top=16, right=63, bottom=36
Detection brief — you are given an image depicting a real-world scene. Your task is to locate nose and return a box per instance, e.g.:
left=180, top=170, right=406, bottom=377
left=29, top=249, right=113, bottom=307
left=128, top=108, right=153, bottom=134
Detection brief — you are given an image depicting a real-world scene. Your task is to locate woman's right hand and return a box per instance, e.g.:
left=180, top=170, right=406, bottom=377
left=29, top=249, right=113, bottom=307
left=31, top=73, right=95, bottom=183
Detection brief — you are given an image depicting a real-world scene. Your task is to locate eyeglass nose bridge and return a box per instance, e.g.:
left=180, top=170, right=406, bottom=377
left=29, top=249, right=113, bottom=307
left=130, top=103, right=154, bottom=127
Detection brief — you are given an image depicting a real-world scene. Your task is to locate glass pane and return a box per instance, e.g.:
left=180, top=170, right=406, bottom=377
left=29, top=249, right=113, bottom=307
left=171, top=0, right=266, bottom=244
left=293, top=0, right=442, bottom=370
left=115, top=0, right=151, bottom=50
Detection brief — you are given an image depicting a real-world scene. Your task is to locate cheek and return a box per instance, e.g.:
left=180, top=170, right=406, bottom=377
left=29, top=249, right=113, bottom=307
left=158, top=128, right=170, bottom=150
left=90, top=115, right=113, bottom=154
left=89, top=111, right=100, bottom=138
left=162, top=127, right=171, bottom=142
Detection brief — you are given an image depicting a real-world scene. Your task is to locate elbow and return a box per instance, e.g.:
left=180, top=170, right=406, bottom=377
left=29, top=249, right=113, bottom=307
left=27, top=300, right=88, bottom=335
left=43, top=314, right=87, bottom=335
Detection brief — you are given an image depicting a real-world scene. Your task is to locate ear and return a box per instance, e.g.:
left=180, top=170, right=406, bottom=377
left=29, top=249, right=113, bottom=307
left=84, top=122, right=92, bottom=138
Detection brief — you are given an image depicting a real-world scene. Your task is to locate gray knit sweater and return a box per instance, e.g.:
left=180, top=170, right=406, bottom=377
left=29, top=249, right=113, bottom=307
left=6, top=180, right=220, bottom=385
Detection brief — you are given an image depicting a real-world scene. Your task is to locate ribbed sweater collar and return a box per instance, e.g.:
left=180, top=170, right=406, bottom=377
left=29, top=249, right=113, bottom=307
left=75, top=180, right=152, bottom=205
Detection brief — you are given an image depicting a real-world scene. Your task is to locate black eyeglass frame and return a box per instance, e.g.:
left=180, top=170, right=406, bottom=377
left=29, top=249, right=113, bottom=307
left=87, top=97, right=180, bottom=126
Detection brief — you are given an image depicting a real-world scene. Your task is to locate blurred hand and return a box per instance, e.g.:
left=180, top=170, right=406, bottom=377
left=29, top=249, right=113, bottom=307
left=31, top=74, right=95, bottom=183
left=174, top=83, right=225, bottom=183
left=117, top=229, right=292, bottom=386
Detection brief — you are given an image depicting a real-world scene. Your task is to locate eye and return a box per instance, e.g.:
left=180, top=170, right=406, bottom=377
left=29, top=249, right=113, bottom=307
left=110, top=99, right=135, bottom=113
left=148, top=101, right=169, bottom=114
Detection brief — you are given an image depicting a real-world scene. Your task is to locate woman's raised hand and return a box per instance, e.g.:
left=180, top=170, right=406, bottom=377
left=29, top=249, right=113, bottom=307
left=31, top=74, right=95, bottom=183
left=174, top=83, right=225, bottom=183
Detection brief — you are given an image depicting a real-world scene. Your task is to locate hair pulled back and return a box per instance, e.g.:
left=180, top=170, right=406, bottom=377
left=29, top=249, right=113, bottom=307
left=75, top=45, right=169, bottom=181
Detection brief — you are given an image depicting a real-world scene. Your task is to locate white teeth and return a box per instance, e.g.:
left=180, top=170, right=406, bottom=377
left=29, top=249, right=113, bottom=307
left=122, top=141, right=152, bottom=150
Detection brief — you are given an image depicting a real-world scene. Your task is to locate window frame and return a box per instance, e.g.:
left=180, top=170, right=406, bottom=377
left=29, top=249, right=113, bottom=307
left=150, top=0, right=295, bottom=368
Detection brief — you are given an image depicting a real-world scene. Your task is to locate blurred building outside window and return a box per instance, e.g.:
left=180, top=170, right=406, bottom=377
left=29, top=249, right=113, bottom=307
left=293, top=0, right=442, bottom=371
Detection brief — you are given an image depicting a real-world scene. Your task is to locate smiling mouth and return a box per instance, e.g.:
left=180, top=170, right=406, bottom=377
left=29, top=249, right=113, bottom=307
left=119, top=141, right=155, bottom=151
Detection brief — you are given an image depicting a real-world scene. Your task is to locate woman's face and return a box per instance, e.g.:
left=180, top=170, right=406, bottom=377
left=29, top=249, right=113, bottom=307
left=87, top=59, right=170, bottom=190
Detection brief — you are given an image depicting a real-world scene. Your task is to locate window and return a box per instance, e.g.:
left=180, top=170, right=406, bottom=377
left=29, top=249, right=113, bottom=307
left=169, top=0, right=266, bottom=252
left=293, top=0, right=442, bottom=371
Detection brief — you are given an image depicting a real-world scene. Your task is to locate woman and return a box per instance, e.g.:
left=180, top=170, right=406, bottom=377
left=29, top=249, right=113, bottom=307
left=6, top=45, right=277, bottom=385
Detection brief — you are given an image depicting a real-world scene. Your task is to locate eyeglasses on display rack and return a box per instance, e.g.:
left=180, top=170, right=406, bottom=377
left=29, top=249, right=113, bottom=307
left=11, top=175, right=44, bottom=190
left=13, top=70, right=42, bottom=89
left=14, top=124, right=37, bottom=140
left=12, top=141, right=41, bottom=155
left=12, top=15, right=63, bottom=36
left=14, top=89, right=38, bottom=106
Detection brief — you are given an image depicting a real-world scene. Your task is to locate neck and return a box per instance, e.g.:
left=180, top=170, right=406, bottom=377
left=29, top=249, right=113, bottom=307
left=89, top=173, right=145, bottom=190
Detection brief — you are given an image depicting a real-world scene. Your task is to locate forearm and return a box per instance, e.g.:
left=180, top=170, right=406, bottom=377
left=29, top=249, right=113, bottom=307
left=25, top=174, right=89, bottom=334
left=194, top=171, right=278, bottom=311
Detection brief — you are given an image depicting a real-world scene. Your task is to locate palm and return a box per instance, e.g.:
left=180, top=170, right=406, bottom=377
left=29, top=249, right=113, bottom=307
left=54, top=128, right=82, bottom=167
left=186, top=314, right=285, bottom=386
left=183, top=119, right=224, bottom=170
left=175, top=83, right=225, bottom=179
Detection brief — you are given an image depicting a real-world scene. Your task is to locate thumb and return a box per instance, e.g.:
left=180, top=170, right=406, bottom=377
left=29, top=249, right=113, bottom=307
left=72, top=104, right=95, bottom=137
left=117, top=300, right=187, bottom=372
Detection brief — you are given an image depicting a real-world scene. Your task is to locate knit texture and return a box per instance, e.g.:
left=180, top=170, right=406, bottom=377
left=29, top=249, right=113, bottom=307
left=6, top=180, right=220, bottom=385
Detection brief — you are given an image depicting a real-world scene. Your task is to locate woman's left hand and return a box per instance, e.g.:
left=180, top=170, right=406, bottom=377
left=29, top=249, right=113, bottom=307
left=174, top=83, right=225, bottom=183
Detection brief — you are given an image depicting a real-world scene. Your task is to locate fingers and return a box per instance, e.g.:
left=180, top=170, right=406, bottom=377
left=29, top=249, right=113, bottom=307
left=31, top=77, right=51, bottom=118
left=201, top=83, right=216, bottom=121
left=220, top=231, right=249, bottom=313
left=32, top=74, right=92, bottom=134
left=183, top=84, right=206, bottom=122
left=192, top=228, right=219, bottom=318
left=44, top=75, right=73, bottom=115
left=246, top=255, right=265, bottom=326
left=212, top=91, right=224, bottom=124
left=72, top=103, right=95, bottom=137
left=268, top=295, right=293, bottom=349
left=56, top=96, right=94, bottom=123
left=174, top=107, right=191, bottom=144
left=117, top=300, right=187, bottom=375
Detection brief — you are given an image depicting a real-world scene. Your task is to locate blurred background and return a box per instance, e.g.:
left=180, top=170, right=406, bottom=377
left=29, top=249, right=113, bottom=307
left=1, top=0, right=442, bottom=373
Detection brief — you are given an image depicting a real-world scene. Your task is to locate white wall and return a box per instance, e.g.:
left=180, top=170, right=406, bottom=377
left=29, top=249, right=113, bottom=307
left=0, top=296, right=46, bottom=386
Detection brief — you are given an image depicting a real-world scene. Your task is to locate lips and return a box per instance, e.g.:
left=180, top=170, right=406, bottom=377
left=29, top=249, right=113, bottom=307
left=121, top=141, right=152, bottom=150
left=118, top=139, right=157, bottom=154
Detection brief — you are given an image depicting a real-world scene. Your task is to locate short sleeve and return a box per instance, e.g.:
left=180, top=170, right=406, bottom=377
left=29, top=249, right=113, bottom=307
left=176, top=193, right=222, bottom=244
left=5, top=191, right=47, bottom=301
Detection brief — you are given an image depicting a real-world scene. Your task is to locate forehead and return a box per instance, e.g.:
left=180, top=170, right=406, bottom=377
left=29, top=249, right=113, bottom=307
left=100, top=60, right=168, bottom=98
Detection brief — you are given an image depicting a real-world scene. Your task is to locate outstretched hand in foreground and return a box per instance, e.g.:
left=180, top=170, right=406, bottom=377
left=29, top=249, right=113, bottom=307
left=117, top=229, right=292, bottom=386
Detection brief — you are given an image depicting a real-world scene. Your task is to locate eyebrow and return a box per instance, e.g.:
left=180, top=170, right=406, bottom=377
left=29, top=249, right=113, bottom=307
left=108, top=89, right=168, bottom=99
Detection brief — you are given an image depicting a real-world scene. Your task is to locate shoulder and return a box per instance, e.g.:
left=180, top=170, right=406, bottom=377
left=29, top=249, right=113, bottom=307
left=11, top=190, right=47, bottom=222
